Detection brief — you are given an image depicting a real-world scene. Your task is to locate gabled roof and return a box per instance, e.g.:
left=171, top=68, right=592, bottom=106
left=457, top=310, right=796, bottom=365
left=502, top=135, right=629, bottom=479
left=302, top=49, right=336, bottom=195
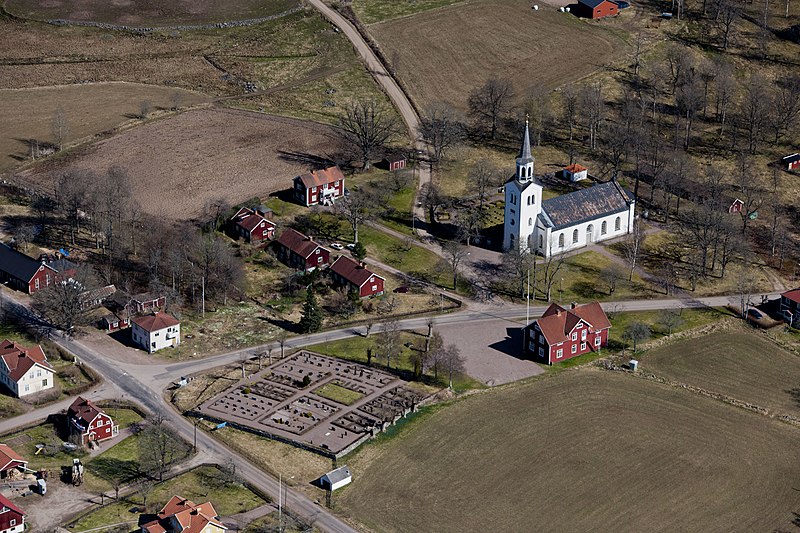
left=132, top=312, right=179, bottom=332
left=0, top=340, right=51, bottom=383
left=385, top=154, right=406, bottom=163
left=295, top=166, right=345, bottom=189
left=0, top=444, right=27, bottom=472
left=782, top=153, right=800, bottom=163
left=68, top=396, right=107, bottom=428
left=540, top=181, right=633, bottom=230
left=782, top=288, right=800, bottom=304
left=330, top=256, right=384, bottom=288
left=132, top=292, right=164, bottom=304
left=0, top=243, right=54, bottom=283
left=276, top=229, right=328, bottom=259
left=579, top=0, right=610, bottom=7
left=0, top=492, right=24, bottom=517
left=80, top=284, right=116, bottom=304
left=232, top=207, right=275, bottom=233
left=142, top=495, right=226, bottom=533
left=532, top=302, right=611, bottom=345
left=322, top=465, right=352, bottom=484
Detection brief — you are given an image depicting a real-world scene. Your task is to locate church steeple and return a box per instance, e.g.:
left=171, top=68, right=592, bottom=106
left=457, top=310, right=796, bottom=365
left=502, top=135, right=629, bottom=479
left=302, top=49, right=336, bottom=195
left=516, top=117, right=535, bottom=182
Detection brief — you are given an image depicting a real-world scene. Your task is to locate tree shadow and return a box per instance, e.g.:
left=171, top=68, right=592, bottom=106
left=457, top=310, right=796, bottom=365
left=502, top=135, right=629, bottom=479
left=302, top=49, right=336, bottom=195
left=277, top=150, right=337, bottom=169
left=787, top=387, right=800, bottom=408
left=88, top=457, right=142, bottom=484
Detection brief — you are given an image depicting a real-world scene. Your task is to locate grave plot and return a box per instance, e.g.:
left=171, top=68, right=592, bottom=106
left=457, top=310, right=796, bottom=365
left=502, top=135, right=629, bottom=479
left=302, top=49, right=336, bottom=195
left=197, top=350, right=429, bottom=457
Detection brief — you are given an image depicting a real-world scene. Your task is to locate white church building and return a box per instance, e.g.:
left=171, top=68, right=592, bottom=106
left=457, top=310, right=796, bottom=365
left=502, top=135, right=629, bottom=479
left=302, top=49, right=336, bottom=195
left=503, top=122, right=636, bottom=257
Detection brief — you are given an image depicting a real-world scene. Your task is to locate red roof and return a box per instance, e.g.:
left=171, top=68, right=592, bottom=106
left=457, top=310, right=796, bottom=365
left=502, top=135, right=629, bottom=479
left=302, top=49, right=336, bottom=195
left=296, top=166, right=345, bottom=189
left=0, top=340, right=51, bottom=383
left=782, top=288, right=800, bottom=304
left=0, top=492, right=25, bottom=529
left=132, top=312, right=179, bottom=332
left=68, top=396, right=107, bottom=428
left=330, top=256, right=384, bottom=287
left=534, top=302, right=611, bottom=345
left=142, top=495, right=226, bottom=533
left=564, top=163, right=588, bottom=173
left=0, top=444, right=27, bottom=472
left=276, top=228, right=328, bottom=259
left=231, top=207, right=275, bottom=234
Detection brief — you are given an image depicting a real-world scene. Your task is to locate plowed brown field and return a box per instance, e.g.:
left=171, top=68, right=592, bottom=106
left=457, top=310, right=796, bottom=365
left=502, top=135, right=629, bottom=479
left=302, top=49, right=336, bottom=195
left=340, top=369, right=800, bottom=532
left=18, top=108, right=344, bottom=220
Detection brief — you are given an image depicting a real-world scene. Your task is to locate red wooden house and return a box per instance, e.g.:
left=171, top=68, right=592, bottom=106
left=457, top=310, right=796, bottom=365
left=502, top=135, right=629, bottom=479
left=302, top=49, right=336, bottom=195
left=0, top=445, right=27, bottom=480
left=230, top=207, right=276, bottom=243
left=780, top=288, right=800, bottom=327
left=576, top=0, right=619, bottom=18
left=275, top=229, right=330, bottom=272
left=330, top=256, right=385, bottom=298
left=0, top=243, right=60, bottom=294
left=100, top=313, right=130, bottom=332
left=524, top=302, right=611, bottom=364
left=68, top=396, right=119, bottom=446
left=131, top=293, right=166, bottom=314
left=0, top=493, right=25, bottom=533
left=293, top=166, right=346, bottom=207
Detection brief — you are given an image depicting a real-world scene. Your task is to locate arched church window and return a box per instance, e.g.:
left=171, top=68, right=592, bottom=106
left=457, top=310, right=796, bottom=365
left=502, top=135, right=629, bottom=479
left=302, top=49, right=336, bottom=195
left=528, top=167, right=532, bottom=177
left=572, top=229, right=579, bottom=243
left=510, top=234, right=515, bottom=247
left=601, top=221, right=607, bottom=235
left=558, top=233, right=565, bottom=248
left=615, top=216, right=621, bottom=231
left=528, top=218, right=533, bottom=226
left=539, top=235, right=543, bottom=248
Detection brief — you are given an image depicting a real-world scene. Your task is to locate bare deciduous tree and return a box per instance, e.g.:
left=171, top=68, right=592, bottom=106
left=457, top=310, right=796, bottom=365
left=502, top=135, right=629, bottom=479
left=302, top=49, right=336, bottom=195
left=420, top=102, right=464, bottom=165
left=467, top=77, right=514, bottom=140
left=442, top=241, right=468, bottom=289
left=338, top=100, right=399, bottom=170
left=336, top=187, right=374, bottom=244
left=52, top=106, right=69, bottom=151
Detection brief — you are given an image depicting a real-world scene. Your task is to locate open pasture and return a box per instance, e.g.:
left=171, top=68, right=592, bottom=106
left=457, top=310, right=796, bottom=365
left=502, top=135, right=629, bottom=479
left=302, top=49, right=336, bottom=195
left=5, top=0, right=298, bottom=26
left=641, top=330, right=800, bottom=417
left=369, top=0, right=627, bottom=110
left=339, top=369, right=800, bottom=532
left=0, top=83, right=207, bottom=175
left=18, top=108, right=344, bottom=220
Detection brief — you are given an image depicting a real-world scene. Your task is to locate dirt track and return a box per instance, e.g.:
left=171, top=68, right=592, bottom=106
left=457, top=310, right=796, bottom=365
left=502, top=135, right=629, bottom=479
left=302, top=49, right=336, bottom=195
left=18, top=108, right=345, bottom=220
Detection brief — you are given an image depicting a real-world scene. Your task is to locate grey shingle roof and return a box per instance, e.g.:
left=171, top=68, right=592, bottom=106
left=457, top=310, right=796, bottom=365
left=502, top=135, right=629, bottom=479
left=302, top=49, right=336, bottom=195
left=0, top=243, right=49, bottom=282
left=540, top=181, right=633, bottom=230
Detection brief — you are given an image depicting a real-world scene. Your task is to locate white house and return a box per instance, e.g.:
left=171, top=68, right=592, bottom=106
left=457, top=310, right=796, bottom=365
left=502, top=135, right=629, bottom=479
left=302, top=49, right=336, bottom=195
left=320, top=465, right=352, bottom=491
left=504, top=121, right=636, bottom=257
left=563, top=163, right=588, bottom=182
left=131, top=312, right=180, bottom=354
left=0, top=340, right=55, bottom=398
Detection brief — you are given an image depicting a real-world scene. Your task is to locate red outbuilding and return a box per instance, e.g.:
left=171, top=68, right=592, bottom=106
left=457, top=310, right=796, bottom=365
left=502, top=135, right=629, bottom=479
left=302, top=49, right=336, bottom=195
left=0, top=243, right=61, bottom=294
left=293, top=166, right=346, bottom=207
left=68, top=396, right=119, bottom=446
left=0, top=493, right=25, bottom=533
left=275, top=229, right=330, bottom=272
left=385, top=154, right=407, bottom=172
left=330, top=256, right=385, bottom=298
left=230, top=207, right=276, bottom=243
left=576, top=0, right=619, bottom=18
left=524, top=302, right=611, bottom=364
left=783, top=153, right=800, bottom=171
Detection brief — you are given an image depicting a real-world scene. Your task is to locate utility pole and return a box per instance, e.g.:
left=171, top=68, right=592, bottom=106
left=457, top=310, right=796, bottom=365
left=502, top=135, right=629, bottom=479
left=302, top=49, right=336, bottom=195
left=278, top=473, right=282, bottom=532
left=201, top=275, right=205, bottom=317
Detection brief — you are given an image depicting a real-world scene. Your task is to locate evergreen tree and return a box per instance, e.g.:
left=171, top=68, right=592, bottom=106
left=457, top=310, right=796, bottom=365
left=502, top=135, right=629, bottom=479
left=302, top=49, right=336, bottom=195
left=298, top=287, right=323, bottom=333
left=351, top=241, right=367, bottom=261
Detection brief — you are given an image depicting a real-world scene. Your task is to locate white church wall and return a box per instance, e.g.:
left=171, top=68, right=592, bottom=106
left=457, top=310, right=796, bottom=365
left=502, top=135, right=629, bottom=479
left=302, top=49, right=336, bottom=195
left=542, top=210, right=631, bottom=257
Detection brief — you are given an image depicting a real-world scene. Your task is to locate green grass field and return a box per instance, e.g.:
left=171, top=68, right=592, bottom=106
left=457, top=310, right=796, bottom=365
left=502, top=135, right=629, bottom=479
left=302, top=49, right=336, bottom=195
left=69, top=465, right=266, bottom=531
left=338, top=369, right=800, bottom=532
left=606, top=307, right=728, bottom=349
left=314, top=382, right=365, bottom=405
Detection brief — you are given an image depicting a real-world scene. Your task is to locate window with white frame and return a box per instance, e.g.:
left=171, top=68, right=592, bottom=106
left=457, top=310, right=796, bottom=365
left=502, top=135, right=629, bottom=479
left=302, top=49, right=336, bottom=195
left=571, top=332, right=577, bottom=341
left=571, top=344, right=577, bottom=354
left=595, top=337, right=602, bottom=346
left=556, top=349, right=563, bottom=359
left=581, top=342, right=586, bottom=350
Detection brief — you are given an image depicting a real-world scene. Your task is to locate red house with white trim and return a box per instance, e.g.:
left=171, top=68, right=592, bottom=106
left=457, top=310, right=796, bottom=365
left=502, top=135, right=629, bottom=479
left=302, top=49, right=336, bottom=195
left=524, top=302, right=611, bottom=364
left=0, top=445, right=27, bottom=480
left=330, top=256, right=385, bottom=298
left=780, top=288, right=800, bottom=327
left=68, top=396, right=119, bottom=446
left=275, top=229, right=330, bottom=272
left=293, top=166, right=345, bottom=207
left=0, top=493, right=25, bottom=533
left=230, top=207, right=276, bottom=243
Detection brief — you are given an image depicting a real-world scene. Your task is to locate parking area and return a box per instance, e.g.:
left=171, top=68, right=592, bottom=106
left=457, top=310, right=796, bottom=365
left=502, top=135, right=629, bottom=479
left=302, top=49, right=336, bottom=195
left=198, top=351, right=426, bottom=457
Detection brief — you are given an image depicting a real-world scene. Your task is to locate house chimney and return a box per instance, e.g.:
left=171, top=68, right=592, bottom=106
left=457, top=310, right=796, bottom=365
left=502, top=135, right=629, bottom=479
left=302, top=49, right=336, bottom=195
left=570, top=302, right=577, bottom=310
left=359, top=261, right=366, bottom=269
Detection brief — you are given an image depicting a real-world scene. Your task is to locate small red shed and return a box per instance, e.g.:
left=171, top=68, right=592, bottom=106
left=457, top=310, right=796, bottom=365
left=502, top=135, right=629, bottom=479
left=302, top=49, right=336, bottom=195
left=782, top=153, right=800, bottom=171
left=576, top=0, right=619, bottom=18
left=385, top=155, right=407, bottom=172
left=230, top=207, right=276, bottom=243
left=330, top=256, right=386, bottom=298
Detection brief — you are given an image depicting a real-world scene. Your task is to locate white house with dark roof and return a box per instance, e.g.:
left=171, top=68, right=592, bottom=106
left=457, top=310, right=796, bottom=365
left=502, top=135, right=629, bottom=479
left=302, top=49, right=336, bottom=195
left=504, top=122, right=635, bottom=257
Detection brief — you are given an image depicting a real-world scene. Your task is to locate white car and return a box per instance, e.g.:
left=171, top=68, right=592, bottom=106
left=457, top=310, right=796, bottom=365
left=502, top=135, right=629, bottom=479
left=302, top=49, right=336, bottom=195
left=330, top=243, right=344, bottom=250
left=346, top=243, right=356, bottom=250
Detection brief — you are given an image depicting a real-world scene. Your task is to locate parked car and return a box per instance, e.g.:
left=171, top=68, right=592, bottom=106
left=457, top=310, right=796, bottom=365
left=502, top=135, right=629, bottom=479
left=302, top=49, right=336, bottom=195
left=393, top=286, right=410, bottom=293
left=346, top=243, right=356, bottom=250
left=747, top=308, right=764, bottom=320
left=330, top=243, right=344, bottom=250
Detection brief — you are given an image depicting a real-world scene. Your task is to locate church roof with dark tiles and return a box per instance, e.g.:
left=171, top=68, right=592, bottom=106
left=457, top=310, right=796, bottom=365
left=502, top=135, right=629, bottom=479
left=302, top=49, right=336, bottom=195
left=540, top=181, right=633, bottom=230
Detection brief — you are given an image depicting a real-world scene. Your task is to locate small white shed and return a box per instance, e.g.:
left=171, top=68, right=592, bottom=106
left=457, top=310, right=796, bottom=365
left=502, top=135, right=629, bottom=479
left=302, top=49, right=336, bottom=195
left=320, top=465, right=352, bottom=491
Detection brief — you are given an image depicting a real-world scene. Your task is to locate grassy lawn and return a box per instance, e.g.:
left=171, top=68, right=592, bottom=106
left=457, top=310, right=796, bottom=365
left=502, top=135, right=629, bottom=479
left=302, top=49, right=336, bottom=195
left=69, top=465, right=266, bottom=531
left=352, top=0, right=465, bottom=24
left=0, top=421, right=88, bottom=473
left=606, top=307, right=729, bottom=350
left=358, top=226, right=447, bottom=286
left=84, top=434, right=143, bottom=492
left=313, top=382, right=364, bottom=406
left=380, top=186, right=416, bottom=236
left=99, top=408, right=143, bottom=429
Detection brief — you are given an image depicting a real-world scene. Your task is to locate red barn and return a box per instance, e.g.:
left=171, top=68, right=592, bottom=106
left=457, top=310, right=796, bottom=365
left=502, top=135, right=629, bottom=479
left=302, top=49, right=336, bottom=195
left=524, top=302, right=611, bottom=364
left=783, top=153, right=800, bottom=171
left=68, top=396, right=119, bottom=446
left=576, top=0, right=619, bottom=18
left=0, top=243, right=59, bottom=294
left=230, top=207, right=276, bottom=243
left=330, top=256, right=385, bottom=298
left=293, top=166, right=346, bottom=207
left=275, top=229, right=330, bottom=272
left=0, top=493, right=25, bottom=533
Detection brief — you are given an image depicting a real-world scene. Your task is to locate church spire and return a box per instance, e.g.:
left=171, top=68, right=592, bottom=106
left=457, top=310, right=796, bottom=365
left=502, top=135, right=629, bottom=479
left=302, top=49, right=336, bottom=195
left=516, top=117, right=534, bottom=181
